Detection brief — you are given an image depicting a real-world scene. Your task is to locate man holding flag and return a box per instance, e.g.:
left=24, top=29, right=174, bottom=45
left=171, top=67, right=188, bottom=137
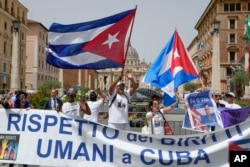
left=142, top=30, right=199, bottom=106
left=108, top=70, right=138, bottom=131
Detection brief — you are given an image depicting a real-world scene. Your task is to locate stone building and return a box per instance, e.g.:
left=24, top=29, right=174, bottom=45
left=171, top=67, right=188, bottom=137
left=26, top=20, right=59, bottom=92
left=189, top=0, right=250, bottom=97
left=0, top=0, right=28, bottom=91
left=97, top=44, right=150, bottom=93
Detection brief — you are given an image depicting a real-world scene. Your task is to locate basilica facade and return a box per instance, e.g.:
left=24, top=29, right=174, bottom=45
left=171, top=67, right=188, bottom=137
left=97, top=44, right=151, bottom=93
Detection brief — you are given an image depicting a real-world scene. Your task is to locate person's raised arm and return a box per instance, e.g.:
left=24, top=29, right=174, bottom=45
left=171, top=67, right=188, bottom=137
left=96, top=86, right=106, bottom=103
left=109, top=70, right=124, bottom=96
left=79, top=98, right=91, bottom=115
left=162, top=93, right=180, bottom=114
left=127, top=70, right=138, bottom=96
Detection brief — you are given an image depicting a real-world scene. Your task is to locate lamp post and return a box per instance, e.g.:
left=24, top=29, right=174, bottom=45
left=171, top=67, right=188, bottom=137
left=211, top=20, right=221, bottom=92
left=10, top=20, right=20, bottom=91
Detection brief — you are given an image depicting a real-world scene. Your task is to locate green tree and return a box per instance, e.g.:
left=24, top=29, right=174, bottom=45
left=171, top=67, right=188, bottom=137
left=28, top=80, right=61, bottom=109
left=231, top=69, right=250, bottom=97
left=39, top=80, right=61, bottom=92
left=183, top=82, right=199, bottom=92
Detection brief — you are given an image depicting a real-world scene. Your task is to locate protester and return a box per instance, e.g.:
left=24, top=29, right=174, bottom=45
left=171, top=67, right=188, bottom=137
left=108, top=70, right=138, bottom=131
left=84, top=87, right=105, bottom=123
left=0, top=94, right=10, bottom=109
left=146, top=93, right=180, bottom=135
left=43, top=88, right=63, bottom=112
left=225, top=92, right=241, bottom=109
left=10, top=91, right=32, bottom=167
left=212, top=91, right=226, bottom=108
left=14, top=91, right=33, bottom=110
left=62, top=88, right=91, bottom=117
left=211, top=91, right=225, bottom=131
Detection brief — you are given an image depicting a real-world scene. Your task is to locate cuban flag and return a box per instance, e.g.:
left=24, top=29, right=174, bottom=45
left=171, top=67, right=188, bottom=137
left=46, top=9, right=136, bottom=69
left=142, top=30, right=199, bottom=106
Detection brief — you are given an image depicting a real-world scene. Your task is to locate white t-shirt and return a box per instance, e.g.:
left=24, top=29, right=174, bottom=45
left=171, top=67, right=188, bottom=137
left=108, top=90, right=131, bottom=124
left=147, top=109, right=165, bottom=135
left=62, top=101, right=82, bottom=117
left=84, top=99, right=103, bottom=122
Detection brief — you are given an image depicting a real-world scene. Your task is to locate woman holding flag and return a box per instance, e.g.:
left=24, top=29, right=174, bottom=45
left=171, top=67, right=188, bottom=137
left=146, top=93, right=180, bottom=135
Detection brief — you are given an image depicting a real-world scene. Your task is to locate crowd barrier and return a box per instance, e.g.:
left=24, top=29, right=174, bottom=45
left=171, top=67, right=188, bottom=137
left=98, top=104, right=200, bottom=135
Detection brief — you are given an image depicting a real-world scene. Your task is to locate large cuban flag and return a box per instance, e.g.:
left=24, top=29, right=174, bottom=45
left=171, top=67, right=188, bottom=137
left=142, top=30, right=199, bottom=106
left=46, top=9, right=136, bottom=69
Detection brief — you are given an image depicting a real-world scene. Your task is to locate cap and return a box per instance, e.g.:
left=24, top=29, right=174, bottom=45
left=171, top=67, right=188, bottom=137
left=117, top=81, right=125, bottom=87
left=67, top=88, right=76, bottom=95
left=213, top=91, right=221, bottom=96
left=226, top=92, right=235, bottom=97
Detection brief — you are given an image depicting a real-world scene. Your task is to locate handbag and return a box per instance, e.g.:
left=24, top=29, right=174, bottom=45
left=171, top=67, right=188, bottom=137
left=159, top=111, right=174, bottom=135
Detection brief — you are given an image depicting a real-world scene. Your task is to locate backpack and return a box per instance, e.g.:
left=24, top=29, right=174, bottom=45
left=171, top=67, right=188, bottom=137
left=108, top=93, right=129, bottom=108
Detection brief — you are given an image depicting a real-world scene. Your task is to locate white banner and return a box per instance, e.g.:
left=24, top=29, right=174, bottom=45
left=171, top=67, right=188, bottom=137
left=0, top=109, right=250, bottom=167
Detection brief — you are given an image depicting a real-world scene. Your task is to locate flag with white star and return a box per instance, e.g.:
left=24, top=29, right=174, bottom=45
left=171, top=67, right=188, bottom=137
left=46, top=9, right=136, bottom=69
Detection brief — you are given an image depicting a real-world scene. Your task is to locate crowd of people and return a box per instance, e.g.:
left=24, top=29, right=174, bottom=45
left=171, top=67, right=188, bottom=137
left=0, top=71, right=245, bottom=138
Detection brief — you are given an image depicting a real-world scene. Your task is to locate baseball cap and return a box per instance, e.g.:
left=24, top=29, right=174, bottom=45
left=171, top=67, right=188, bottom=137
left=226, top=92, right=235, bottom=97
left=67, top=88, right=76, bottom=95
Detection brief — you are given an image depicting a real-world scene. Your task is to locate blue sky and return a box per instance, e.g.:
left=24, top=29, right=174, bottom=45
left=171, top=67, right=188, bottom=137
left=19, top=0, right=210, bottom=63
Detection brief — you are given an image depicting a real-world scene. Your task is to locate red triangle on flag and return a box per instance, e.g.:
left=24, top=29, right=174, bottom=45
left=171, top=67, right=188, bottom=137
left=82, top=10, right=135, bottom=66
left=171, top=31, right=199, bottom=76
left=228, top=142, right=246, bottom=151
left=228, top=141, right=247, bottom=164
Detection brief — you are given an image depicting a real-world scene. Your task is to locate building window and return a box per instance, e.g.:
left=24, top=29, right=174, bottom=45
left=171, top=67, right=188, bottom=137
left=227, top=68, right=233, bottom=76
left=229, top=52, right=236, bottom=62
left=224, top=3, right=241, bottom=11
left=230, top=4, right=235, bottom=11
left=4, top=41, right=7, bottom=54
left=229, top=19, right=235, bottom=29
left=3, top=63, right=6, bottom=72
left=224, top=4, right=229, bottom=11
left=21, top=32, right=24, bottom=40
left=236, top=3, right=241, bottom=11
left=4, top=21, right=7, bottom=30
left=229, top=34, right=235, bottom=43
left=248, top=3, right=250, bottom=11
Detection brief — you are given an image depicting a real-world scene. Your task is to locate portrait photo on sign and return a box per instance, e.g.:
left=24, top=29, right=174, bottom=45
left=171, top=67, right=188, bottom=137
left=185, top=90, right=221, bottom=132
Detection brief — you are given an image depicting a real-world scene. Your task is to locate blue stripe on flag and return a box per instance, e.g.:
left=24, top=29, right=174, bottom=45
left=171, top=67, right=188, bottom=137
left=49, top=9, right=134, bottom=33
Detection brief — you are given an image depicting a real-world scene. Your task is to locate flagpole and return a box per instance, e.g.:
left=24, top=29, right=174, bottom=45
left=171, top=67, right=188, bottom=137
left=123, top=6, right=137, bottom=70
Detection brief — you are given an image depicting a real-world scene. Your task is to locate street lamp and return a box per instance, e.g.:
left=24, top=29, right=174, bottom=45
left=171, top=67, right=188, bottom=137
left=12, top=20, right=20, bottom=33
left=211, top=20, right=221, bottom=92
left=10, top=20, right=21, bottom=91
left=212, top=20, right=221, bottom=34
